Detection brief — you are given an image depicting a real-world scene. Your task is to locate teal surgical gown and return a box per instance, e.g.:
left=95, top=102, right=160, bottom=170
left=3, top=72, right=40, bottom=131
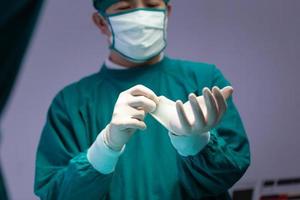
left=34, top=56, right=250, bottom=199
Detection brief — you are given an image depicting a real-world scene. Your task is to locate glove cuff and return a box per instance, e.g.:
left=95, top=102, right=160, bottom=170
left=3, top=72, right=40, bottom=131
left=168, top=131, right=210, bottom=157
left=87, top=125, right=125, bottom=174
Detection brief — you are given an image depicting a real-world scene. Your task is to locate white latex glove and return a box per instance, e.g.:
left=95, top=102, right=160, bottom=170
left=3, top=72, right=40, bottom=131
left=150, top=86, right=233, bottom=136
left=104, top=84, right=159, bottom=151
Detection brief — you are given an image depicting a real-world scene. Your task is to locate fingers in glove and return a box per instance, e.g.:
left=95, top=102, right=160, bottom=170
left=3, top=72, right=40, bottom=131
left=212, top=86, right=227, bottom=123
left=203, top=87, right=218, bottom=127
left=176, top=100, right=192, bottom=130
left=129, top=84, right=159, bottom=104
left=131, top=109, right=146, bottom=121
left=117, top=118, right=147, bottom=130
left=220, top=86, right=234, bottom=100
left=128, top=96, right=157, bottom=113
left=188, top=93, right=206, bottom=129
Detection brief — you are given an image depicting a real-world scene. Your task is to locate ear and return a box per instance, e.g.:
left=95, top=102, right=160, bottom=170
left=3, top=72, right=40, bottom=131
left=166, top=4, right=172, bottom=17
left=92, top=12, right=111, bottom=36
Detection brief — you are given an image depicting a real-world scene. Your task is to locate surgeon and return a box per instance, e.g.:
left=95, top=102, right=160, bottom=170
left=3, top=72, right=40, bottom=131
left=34, top=0, right=250, bottom=199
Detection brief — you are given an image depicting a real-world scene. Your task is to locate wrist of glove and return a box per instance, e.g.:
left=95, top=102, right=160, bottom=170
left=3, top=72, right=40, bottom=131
left=103, top=123, right=132, bottom=151
left=87, top=124, right=125, bottom=174
left=168, top=130, right=211, bottom=156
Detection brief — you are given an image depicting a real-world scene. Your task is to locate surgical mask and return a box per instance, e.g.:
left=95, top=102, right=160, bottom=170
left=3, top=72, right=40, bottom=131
left=105, top=8, right=168, bottom=62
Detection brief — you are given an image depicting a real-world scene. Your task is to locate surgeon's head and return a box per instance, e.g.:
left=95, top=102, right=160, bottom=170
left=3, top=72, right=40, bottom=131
left=92, top=0, right=172, bottom=66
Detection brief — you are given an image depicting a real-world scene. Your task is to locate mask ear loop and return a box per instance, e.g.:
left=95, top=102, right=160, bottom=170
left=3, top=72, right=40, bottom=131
left=99, top=12, right=116, bottom=51
left=163, top=9, right=168, bottom=42
left=97, top=12, right=114, bottom=47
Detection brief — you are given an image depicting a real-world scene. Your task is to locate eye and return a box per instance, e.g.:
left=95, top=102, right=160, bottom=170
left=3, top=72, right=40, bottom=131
left=106, top=2, right=132, bottom=14
left=146, top=0, right=163, bottom=8
left=146, top=3, right=161, bottom=8
left=113, top=1, right=131, bottom=11
left=117, top=4, right=131, bottom=10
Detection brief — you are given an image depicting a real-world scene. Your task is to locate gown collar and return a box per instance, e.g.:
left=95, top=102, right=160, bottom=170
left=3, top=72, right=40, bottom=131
left=104, top=53, right=165, bottom=70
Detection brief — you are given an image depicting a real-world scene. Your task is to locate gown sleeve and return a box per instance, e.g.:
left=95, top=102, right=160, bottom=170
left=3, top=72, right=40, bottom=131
left=34, top=91, right=112, bottom=200
left=176, top=65, right=251, bottom=198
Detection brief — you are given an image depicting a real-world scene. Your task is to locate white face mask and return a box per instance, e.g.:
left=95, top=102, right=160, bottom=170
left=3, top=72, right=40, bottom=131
left=105, top=8, right=168, bottom=62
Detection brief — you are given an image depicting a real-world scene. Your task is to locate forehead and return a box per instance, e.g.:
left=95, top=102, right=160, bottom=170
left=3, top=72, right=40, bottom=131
left=103, top=0, right=166, bottom=15
left=118, top=0, right=164, bottom=3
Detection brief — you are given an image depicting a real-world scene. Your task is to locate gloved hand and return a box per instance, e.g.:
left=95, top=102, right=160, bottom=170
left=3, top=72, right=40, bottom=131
left=103, top=84, right=159, bottom=151
left=150, top=86, right=233, bottom=136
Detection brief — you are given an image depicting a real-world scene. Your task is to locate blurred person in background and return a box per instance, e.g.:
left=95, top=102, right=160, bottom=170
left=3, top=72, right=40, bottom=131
left=0, top=1, right=44, bottom=199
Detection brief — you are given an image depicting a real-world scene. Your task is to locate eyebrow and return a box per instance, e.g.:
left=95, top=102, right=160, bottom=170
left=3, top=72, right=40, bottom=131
left=119, top=0, right=161, bottom=3
left=117, top=0, right=162, bottom=5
